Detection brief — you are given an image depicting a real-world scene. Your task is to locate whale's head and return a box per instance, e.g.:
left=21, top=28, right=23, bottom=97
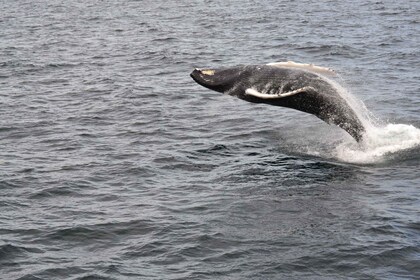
left=190, top=67, right=245, bottom=93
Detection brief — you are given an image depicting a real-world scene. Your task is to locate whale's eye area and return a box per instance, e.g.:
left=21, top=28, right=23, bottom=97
left=200, top=69, right=215, bottom=76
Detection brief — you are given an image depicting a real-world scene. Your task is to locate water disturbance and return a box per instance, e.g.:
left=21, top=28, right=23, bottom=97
left=323, top=74, right=420, bottom=164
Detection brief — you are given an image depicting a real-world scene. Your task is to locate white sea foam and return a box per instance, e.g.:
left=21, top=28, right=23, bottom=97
left=335, top=123, right=420, bottom=164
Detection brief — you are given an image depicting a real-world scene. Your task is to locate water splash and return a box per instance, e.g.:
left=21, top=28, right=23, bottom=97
left=329, top=75, right=420, bottom=164
left=336, top=124, right=420, bottom=164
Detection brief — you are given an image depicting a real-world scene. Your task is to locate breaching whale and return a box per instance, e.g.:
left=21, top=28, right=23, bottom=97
left=190, top=61, right=365, bottom=142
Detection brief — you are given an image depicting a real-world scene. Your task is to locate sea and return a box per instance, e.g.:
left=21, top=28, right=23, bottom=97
left=1, top=0, right=419, bottom=279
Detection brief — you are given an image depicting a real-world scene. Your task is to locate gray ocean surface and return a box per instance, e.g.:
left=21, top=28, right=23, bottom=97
left=1, top=0, right=420, bottom=279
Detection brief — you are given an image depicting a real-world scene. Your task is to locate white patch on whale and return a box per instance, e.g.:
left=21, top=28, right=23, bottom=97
left=245, top=86, right=314, bottom=99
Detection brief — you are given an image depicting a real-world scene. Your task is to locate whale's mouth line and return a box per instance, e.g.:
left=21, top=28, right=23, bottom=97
left=190, top=68, right=223, bottom=87
left=190, top=70, right=205, bottom=85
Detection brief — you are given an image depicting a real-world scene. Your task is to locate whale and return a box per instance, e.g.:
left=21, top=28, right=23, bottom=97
left=190, top=61, right=365, bottom=142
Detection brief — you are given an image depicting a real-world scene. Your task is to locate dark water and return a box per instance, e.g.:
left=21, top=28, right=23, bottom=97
left=1, top=0, right=420, bottom=279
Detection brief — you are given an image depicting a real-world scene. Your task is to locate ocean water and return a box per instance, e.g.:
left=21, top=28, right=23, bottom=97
left=1, top=0, right=419, bottom=279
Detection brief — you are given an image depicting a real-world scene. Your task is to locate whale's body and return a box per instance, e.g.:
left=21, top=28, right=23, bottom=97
left=190, top=62, right=365, bottom=142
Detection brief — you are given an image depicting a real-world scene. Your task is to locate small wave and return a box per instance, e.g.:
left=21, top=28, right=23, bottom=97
left=335, top=123, right=420, bottom=164
left=0, top=243, right=43, bottom=261
left=43, top=219, right=156, bottom=244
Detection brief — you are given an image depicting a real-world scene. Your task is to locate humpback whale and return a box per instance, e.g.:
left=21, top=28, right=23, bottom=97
left=190, top=61, right=365, bottom=142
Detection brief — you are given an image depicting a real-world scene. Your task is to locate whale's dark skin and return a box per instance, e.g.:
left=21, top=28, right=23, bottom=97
left=190, top=64, right=365, bottom=142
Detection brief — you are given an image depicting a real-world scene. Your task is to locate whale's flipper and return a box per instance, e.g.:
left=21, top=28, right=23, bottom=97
left=267, top=61, right=336, bottom=76
left=245, top=86, right=313, bottom=99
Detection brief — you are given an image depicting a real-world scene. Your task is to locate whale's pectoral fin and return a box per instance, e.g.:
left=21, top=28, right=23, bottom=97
left=245, top=86, right=314, bottom=99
